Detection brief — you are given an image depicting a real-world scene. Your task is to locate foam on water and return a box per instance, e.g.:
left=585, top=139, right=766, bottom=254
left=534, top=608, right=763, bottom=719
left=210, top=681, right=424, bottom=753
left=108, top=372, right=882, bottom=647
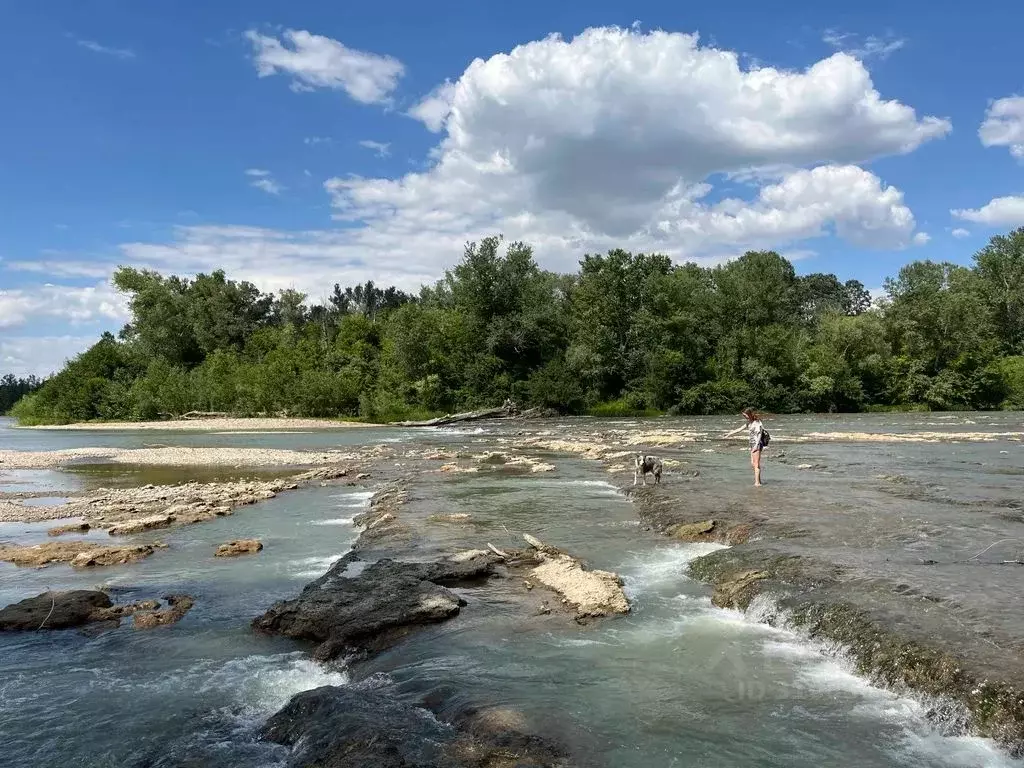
left=291, top=553, right=348, bottom=578
left=621, top=541, right=729, bottom=599
left=310, top=516, right=356, bottom=526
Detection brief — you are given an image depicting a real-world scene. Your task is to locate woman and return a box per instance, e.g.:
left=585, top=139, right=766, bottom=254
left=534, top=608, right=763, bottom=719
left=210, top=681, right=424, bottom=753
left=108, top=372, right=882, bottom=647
left=724, top=408, right=766, bottom=487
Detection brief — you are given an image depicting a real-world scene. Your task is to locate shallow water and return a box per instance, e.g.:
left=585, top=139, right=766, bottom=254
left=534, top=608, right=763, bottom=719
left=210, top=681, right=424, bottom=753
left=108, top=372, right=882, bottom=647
left=0, top=414, right=1022, bottom=767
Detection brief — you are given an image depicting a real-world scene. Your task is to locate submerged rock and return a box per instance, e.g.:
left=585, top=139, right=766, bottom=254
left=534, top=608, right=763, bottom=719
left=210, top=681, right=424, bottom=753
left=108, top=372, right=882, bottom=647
left=666, top=519, right=716, bottom=541
left=214, top=539, right=263, bottom=557
left=252, top=551, right=499, bottom=661
left=261, top=685, right=574, bottom=768
left=132, top=595, right=195, bottom=629
left=47, top=522, right=91, bottom=536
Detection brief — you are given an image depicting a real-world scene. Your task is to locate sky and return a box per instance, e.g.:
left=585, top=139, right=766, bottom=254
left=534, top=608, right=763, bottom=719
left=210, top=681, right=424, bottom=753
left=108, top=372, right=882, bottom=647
left=1, top=0, right=1022, bottom=377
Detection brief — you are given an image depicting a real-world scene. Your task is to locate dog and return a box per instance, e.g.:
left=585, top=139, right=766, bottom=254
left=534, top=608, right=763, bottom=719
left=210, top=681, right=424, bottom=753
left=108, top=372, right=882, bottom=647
left=633, top=453, right=663, bottom=486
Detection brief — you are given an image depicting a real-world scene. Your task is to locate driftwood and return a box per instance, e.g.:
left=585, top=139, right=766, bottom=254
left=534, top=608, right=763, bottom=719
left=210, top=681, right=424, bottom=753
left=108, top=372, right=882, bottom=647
left=487, top=542, right=510, bottom=559
left=390, top=404, right=559, bottom=428
left=181, top=411, right=229, bottom=420
left=390, top=407, right=507, bottom=428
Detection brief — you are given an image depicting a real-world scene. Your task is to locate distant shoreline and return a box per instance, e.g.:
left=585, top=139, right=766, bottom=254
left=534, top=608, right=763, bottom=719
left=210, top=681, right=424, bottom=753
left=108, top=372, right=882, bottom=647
left=15, top=417, right=377, bottom=432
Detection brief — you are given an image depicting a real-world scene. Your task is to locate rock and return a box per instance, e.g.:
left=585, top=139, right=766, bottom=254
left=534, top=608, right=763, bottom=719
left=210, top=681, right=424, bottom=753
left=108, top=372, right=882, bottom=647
left=666, top=520, right=716, bottom=541
left=252, top=552, right=499, bottom=661
left=47, top=522, right=91, bottom=537
left=0, top=590, right=113, bottom=631
left=711, top=570, right=768, bottom=609
left=0, top=541, right=164, bottom=568
left=355, top=472, right=371, bottom=480
left=528, top=554, right=630, bottom=619
left=214, top=539, right=263, bottom=557
left=132, top=595, right=195, bottom=629
left=107, top=513, right=173, bottom=536
left=260, top=686, right=573, bottom=768
left=725, top=523, right=753, bottom=544
left=262, top=685, right=451, bottom=767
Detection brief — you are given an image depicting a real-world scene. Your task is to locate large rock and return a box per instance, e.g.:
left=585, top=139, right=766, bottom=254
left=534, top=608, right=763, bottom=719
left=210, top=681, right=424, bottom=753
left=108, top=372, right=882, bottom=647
left=528, top=555, right=630, bottom=619
left=253, top=551, right=498, bottom=661
left=0, top=590, right=113, bottom=631
left=261, top=685, right=451, bottom=767
left=261, top=685, right=573, bottom=768
left=0, top=541, right=165, bottom=568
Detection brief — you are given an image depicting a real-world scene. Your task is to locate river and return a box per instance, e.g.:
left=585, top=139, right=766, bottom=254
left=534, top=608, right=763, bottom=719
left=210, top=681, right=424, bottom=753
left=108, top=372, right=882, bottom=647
left=0, top=414, right=1021, bottom=767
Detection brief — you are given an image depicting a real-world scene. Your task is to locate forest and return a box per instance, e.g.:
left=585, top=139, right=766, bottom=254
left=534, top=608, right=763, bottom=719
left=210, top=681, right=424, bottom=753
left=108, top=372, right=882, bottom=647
left=7, top=227, right=1024, bottom=424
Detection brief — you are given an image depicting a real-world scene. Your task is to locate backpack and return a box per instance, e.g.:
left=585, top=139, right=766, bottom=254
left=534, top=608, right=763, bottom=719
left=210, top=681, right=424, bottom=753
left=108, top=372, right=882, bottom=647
left=760, top=428, right=771, bottom=448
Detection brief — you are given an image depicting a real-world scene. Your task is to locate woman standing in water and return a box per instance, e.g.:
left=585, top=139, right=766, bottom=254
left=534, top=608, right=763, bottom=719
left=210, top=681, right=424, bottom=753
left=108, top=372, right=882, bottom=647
left=724, top=408, right=767, bottom=487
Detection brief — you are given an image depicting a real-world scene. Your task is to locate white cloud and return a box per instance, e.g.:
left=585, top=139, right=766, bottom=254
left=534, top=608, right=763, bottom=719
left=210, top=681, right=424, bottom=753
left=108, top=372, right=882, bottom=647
left=408, top=81, right=457, bottom=132
left=325, top=27, right=939, bottom=268
left=245, top=28, right=404, bottom=104
left=245, top=169, right=284, bottom=195
left=951, top=228, right=970, bottom=238
left=32, top=25, right=940, bottom=322
left=3, top=260, right=113, bottom=279
left=118, top=225, right=437, bottom=297
left=952, top=196, right=1024, bottom=227
left=358, top=139, right=391, bottom=157
left=304, top=136, right=332, bottom=146
left=822, top=30, right=905, bottom=61
left=979, top=96, right=1024, bottom=160
left=0, top=283, right=128, bottom=330
left=0, top=336, right=98, bottom=378
left=75, top=38, right=135, bottom=59
left=912, top=232, right=931, bottom=245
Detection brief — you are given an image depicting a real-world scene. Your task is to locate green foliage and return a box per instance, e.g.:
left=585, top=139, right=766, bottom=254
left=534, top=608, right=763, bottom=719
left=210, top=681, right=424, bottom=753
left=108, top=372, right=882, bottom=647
left=0, top=374, right=44, bottom=414
left=10, top=228, right=1024, bottom=424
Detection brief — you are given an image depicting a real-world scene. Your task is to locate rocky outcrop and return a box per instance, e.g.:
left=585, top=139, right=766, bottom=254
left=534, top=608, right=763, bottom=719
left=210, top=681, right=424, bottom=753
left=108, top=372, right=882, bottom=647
left=0, top=590, right=114, bottom=630
left=492, top=535, right=631, bottom=622
left=261, top=685, right=574, bottom=768
left=687, top=545, right=1024, bottom=754
left=252, top=550, right=500, bottom=661
left=0, top=541, right=165, bottom=568
left=1, top=466, right=351, bottom=529
left=214, top=539, right=263, bottom=557
left=0, top=590, right=193, bottom=631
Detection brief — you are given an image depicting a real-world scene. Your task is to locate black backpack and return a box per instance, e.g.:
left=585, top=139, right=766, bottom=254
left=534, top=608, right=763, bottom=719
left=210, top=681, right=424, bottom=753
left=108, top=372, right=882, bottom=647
left=760, top=429, right=771, bottom=448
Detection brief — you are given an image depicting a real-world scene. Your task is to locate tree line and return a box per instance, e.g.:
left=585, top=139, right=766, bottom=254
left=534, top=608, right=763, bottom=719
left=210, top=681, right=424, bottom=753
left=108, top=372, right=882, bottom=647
left=1, top=374, right=45, bottom=415
left=8, top=228, right=1024, bottom=424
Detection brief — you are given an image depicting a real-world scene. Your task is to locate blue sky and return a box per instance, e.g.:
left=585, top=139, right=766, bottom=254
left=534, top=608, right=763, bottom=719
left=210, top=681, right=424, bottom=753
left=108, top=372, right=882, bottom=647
left=1, top=0, right=1022, bottom=376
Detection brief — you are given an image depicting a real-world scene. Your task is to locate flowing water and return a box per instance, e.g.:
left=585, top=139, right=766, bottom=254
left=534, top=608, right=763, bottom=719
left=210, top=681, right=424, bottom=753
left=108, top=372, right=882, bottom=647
left=1, top=415, right=1022, bottom=767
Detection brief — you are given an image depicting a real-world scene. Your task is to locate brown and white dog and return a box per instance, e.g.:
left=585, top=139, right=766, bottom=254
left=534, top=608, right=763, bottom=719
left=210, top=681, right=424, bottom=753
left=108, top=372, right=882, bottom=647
left=633, top=453, right=663, bottom=486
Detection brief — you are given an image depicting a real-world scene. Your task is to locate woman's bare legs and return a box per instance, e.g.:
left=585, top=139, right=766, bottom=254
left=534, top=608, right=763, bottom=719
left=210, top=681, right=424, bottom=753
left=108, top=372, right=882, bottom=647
left=751, top=449, right=762, bottom=487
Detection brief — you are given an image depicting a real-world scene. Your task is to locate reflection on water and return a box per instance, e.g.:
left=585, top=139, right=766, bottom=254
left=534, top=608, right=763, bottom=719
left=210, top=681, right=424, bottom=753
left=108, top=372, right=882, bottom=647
left=0, top=414, right=1022, bottom=767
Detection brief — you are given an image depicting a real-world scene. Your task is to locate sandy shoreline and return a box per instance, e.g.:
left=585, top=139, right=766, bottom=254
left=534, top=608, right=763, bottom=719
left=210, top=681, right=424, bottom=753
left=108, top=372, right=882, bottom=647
left=17, top=417, right=376, bottom=432
left=0, top=445, right=359, bottom=470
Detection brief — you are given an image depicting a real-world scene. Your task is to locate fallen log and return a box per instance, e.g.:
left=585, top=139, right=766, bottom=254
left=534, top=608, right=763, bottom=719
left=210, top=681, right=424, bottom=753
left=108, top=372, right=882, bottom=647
left=181, top=411, right=229, bottom=420
left=390, top=407, right=507, bottom=428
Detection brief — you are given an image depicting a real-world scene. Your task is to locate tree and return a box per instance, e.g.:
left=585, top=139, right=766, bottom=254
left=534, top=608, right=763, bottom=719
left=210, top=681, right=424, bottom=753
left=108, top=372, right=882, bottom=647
left=973, top=227, right=1024, bottom=354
